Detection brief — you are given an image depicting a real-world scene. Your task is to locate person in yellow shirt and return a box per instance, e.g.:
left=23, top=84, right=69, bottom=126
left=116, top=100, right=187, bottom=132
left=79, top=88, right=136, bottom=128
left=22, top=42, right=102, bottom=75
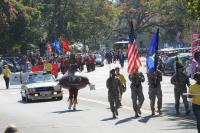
left=2, top=65, right=12, bottom=89
left=43, top=60, right=52, bottom=74
left=115, top=67, right=126, bottom=106
left=189, top=72, right=200, bottom=133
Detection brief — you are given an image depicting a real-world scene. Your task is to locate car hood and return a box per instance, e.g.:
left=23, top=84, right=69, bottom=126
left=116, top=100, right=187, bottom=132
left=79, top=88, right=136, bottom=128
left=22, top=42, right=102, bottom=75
left=25, top=82, right=58, bottom=88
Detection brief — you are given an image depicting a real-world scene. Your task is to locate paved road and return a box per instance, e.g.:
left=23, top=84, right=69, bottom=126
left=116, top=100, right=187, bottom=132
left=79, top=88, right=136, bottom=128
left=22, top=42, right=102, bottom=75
left=0, top=60, right=197, bottom=133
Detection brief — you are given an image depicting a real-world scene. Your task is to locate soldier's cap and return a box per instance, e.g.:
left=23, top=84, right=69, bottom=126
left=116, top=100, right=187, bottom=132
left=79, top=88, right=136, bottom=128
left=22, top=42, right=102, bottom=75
left=115, top=67, right=120, bottom=70
left=110, top=69, right=115, bottom=74
left=194, top=72, right=200, bottom=80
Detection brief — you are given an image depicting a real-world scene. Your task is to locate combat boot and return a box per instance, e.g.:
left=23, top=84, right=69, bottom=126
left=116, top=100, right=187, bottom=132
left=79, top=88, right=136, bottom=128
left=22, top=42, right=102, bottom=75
left=115, top=109, right=118, bottom=116
left=138, top=108, right=142, bottom=115
left=112, top=113, right=116, bottom=118
left=151, top=110, right=155, bottom=116
left=134, top=108, right=140, bottom=117
left=157, top=109, right=162, bottom=115
left=176, top=109, right=180, bottom=115
left=185, top=109, right=191, bottom=115
left=135, top=112, right=140, bottom=117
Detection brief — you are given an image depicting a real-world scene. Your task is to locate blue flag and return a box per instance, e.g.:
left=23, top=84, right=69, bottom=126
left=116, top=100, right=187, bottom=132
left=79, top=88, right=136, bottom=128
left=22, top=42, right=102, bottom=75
left=53, top=39, right=61, bottom=54
left=147, top=29, right=159, bottom=72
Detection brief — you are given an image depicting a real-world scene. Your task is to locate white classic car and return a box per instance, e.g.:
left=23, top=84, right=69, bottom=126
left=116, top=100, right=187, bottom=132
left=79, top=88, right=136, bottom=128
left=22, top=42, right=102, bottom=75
left=21, top=72, right=63, bottom=102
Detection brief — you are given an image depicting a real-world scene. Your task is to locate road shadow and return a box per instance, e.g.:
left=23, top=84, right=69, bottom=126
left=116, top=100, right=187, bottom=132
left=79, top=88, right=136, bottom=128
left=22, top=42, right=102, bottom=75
left=101, top=117, right=118, bottom=121
left=160, top=102, right=196, bottom=130
left=52, top=109, right=84, bottom=114
left=138, top=115, right=159, bottom=123
left=115, top=116, right=137, bottom=125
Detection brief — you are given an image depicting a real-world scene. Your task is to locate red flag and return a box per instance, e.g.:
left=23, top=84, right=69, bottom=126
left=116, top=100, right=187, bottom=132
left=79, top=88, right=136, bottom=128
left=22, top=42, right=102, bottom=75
left=51, top=64, right=58, bottom=76
left=61, top=38, right=70, bottom=52
left=47, top=44, right=52, bottom=53
left=32, top=65, right=44, bottom=72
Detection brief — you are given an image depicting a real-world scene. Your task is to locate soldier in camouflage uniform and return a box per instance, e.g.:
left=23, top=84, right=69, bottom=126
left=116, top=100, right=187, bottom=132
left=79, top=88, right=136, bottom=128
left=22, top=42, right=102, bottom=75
left=171, top=65, right=191, bottom=115
left=147, top=69, right=163, bottom=115
left=129, top=67, right=145, bottom=117
left=106, top=69, right=121, bottom=118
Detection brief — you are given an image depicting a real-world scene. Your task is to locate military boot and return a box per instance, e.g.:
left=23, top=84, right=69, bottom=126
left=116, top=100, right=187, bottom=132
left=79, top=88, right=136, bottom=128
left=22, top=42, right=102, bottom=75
left=176, top=108, right=180, bottom=115
left=185, top=109, right=191, bottom=115
left=157, top=109, right=162, bottom=115
left=151, top=110, right=155, bottom=116
left=134, top=108, right=140, bottom=117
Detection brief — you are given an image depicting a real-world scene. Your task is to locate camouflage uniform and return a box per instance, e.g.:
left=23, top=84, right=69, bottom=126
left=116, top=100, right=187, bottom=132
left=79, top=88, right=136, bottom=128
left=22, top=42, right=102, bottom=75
left=129, top=71, right=145, bottom=116
left=106, top=75, right=121, bottom=118
left=147, top=70, right=163, bottom=115
left=171, top=72, right=190, bottom=114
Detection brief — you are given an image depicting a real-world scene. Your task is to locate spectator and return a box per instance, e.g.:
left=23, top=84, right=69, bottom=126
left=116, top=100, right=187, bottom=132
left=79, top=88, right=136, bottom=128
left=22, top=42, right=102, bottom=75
left=2, top=65, right=12, bottom=89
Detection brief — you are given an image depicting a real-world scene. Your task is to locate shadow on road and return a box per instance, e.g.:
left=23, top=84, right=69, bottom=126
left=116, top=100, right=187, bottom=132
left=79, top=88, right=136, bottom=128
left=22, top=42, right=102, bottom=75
left=160, top=103, right=196, bottom=130
left=138, top=115, right=159, bottom=123
left=115, top=117, right=137, bottom=125
left=52, top=109, right=84, bottom=114
left=101, top=117, right=118, bottom=121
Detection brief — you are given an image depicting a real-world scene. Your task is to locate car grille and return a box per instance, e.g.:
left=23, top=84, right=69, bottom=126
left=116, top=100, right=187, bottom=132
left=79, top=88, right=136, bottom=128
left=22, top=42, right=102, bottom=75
left=35, top=87, right=54, bottom=92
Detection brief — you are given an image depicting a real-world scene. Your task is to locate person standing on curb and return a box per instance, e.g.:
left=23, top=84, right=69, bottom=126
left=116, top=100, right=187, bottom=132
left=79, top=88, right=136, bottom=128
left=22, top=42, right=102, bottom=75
left=189, top=72, right=200, bottom=133
left=2, top=65, right=12, bottom=89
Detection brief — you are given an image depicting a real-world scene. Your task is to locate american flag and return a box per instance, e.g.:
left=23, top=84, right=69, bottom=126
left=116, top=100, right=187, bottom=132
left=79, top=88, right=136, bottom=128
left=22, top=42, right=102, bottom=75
left=128, top=22, right=142, bottom=74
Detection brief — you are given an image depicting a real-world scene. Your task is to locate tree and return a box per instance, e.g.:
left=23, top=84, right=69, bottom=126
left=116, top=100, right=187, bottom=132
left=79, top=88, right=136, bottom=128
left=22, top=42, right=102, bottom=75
left=0, top=0, right=17, bottom=33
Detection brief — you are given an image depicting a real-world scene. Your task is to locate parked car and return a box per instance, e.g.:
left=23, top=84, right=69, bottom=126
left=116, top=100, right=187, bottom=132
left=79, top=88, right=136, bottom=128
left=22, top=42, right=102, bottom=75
left=95, top=54, right=104, bottom=67
left=163, top=53, right=192, bottom=75
left=20, top=72, right=63, bottom=102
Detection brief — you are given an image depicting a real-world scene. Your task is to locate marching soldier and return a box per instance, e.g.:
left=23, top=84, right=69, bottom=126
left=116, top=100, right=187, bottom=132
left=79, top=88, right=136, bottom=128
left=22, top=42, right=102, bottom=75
left=115, top=67, right=126, bottom=106
left=171, top=65, right=191, bottom=115
left=106, top=69, right=121, bottom=118
left=129, top=67, right=145, bottom=117
left=147, top=69, right=163, bottom=115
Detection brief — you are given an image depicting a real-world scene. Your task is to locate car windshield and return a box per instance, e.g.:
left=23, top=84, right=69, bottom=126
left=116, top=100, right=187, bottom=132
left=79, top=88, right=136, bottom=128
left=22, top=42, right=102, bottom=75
left=27, top=73, right=55, bottom=83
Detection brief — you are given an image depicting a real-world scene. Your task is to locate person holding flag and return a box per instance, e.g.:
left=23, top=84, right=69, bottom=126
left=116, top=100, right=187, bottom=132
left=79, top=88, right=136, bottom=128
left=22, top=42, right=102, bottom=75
left=146, top=29, right=163, bottom=116
left=127, top=21, right=143, bottom=116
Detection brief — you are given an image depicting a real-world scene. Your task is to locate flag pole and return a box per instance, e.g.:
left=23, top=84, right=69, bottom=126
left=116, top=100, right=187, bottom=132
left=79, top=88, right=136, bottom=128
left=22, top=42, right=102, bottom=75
left=154, top=28, right=159, bottom=71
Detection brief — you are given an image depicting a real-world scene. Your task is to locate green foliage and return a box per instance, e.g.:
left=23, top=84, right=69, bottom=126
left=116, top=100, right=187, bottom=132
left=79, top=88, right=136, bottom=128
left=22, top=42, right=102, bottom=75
left=186, top=0, right=200, bottom=21
left=0, top=0, right=119, bottom=54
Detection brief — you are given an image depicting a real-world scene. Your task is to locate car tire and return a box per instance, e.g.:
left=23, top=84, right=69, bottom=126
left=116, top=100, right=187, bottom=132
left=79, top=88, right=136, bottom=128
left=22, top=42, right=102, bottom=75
left=25, top=95, right=31, bottom=103
left=57, top=96, right=63, bottom=100
left=21, top=96, right=26, bottom=101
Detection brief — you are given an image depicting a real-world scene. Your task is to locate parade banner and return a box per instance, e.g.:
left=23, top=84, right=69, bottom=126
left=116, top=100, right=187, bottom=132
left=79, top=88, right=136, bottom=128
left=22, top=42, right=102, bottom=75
left=52, top=64, right=58, bottom=76
left=32, top=65, right=44, bottom=72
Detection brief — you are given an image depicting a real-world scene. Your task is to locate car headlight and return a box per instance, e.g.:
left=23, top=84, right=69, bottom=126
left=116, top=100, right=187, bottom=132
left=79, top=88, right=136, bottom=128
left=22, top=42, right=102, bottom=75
left=53, top=92, right=57, bottom=95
